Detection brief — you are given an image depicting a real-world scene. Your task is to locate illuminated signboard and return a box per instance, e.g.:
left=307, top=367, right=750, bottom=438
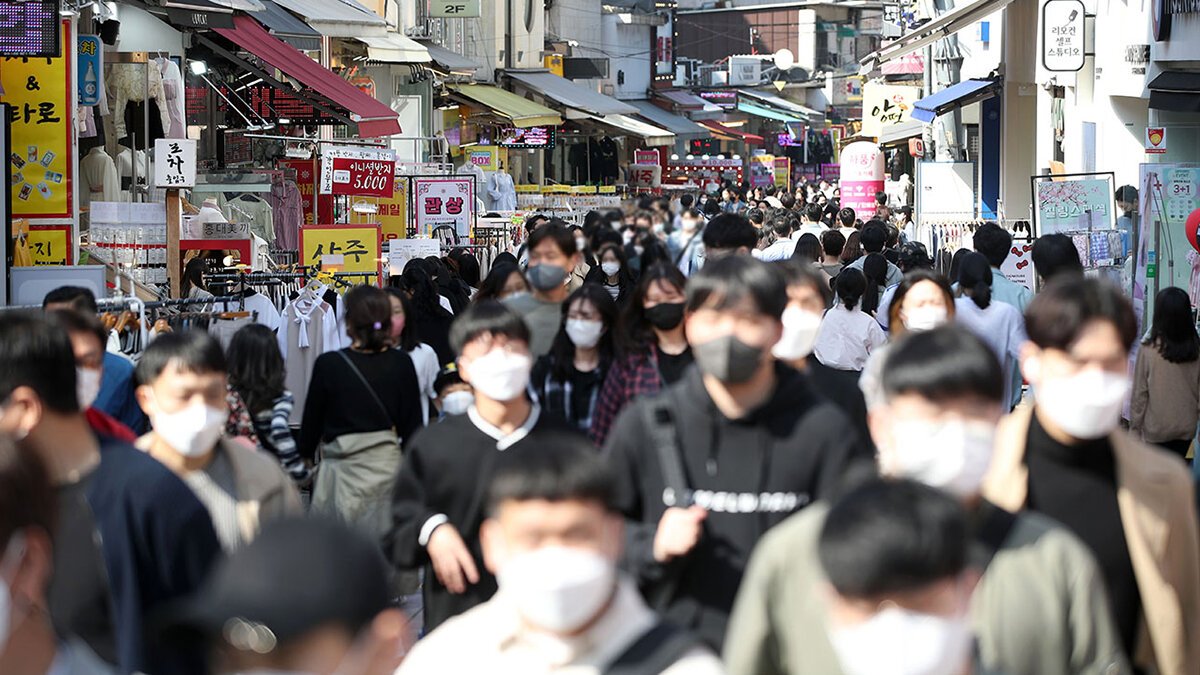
left=0, top=0, right=60, bottom=57
left=496, top=126, right=555, bottom=149
left=698, top=90, right=737, bottom=109
left=690, top=138, right=719, bottom=154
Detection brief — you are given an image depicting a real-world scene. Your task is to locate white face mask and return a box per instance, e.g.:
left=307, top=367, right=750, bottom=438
left=497, top=546, right=616, bottom=633
left=601, top=261, right=621, bottom=277
left=633, top=245, right=645, bottom=257
left=151, top=398, right=226, bottom=458
left=773, top=307, right=822, bottom=360
left=652, top=223, right=664, bottom=235
left=465, top=349, right=532, bottom=402
left=882, top=418, right=996, bottom=498
left=575, top=237, right=587, bottom=253
left=505, top=291, right=530, bottom=303
left=565, top=319, right=604, bottom=350
left=903, top=306, right=949, bottom=332
left=829, top=603, right=973, bottom=675
left=1035, top=367, right=1131, bottom=439
left=441, top=390, right=474, bottom=416
left=76, top=367, right=103, bottom=410
left=681, top=220, right=697, bottom=233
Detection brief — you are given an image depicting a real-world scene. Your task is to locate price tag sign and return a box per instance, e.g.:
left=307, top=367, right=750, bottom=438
left=330, top=157, right=395, bottom=198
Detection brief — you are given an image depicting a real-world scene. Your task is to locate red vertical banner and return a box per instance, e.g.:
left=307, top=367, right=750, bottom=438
left=278, top=158, right=317, bottom=225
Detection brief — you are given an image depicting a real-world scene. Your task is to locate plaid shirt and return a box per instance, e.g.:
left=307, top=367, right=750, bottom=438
left=588, top=350, right=662, bottom=447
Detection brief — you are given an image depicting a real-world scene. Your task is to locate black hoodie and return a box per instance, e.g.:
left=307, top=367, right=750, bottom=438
left=603, top=362, right=871, bottom=649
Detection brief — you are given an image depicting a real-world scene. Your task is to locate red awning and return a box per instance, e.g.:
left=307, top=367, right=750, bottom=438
left=700, top=120, right=763, bottom=146
left=214, top=16, right=400, bottom=137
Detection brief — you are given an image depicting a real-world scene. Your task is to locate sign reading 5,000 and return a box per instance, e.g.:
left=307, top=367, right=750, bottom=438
left=331, top=158, right=395, bottom=198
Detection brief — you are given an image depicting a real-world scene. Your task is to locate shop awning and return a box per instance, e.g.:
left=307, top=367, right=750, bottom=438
left=268, top=0, right=387, bottom=37
left=627, top=100, right=709, bottom=139
left=737, top=90, right=822, bottom=120
left=507, top=70, right=637, bottom=117
left=879, top=120, right=924, bottom=145
left=911, top=79, right=999, bottom=123
left=354, top=35, right=431, bottom=63
left=422, top=43, right=477, bottom=74
left=589, top=114, right=675, bottom=146
left=449, top=84, right=563, bottom=128
left=858, top=0, right=1017, bottom=73
left=253, top=0, right=320, bottom=51
left=1149, top=72, right=1200, bottom=112
left=210, top=16, right=400, bottom=136
left=655, top=90, right=723, bottom=120
left=700, top=120, right=764, bottom=146
left=737, top=101, right=806, bottom=123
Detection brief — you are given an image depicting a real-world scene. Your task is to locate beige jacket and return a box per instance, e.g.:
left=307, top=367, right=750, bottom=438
left=1129, top=344, right=1200, bottom=443
left=982, top=406, right=1200, bottom=675
left=724, top=502, right=1129, bottom=675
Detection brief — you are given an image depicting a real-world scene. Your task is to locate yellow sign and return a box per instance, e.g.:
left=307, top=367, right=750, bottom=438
left=300, top=224, right=381, bottom=286
left=773, top=157, right=791, bottom=188
left=544, top=54, right=564, bottom=77
left=599, top=186, right=616, bottom=194
left=861, top=83, right=921, bottom=138
left=516, top=184, right=541, bottom=193
left=27, top=226, right=70, bottom=265
left=2, top=20, right=74, bottom=218
left=541, top=185, right=570, bottom=194
left=376, top=178, right=408, bottom=241
left=572, top=185, right=597, bottom=194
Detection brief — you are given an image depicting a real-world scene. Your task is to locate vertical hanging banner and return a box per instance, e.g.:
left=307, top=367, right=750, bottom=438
left=77, top=35, right=101, bottom=106
left=1042, top=0, right=1085, bottom=72
left=299, top=224, right=382, bottom=284
left=773, top=157, right=791, bottom=188
left=412, top=176, right=474, bottom=237
left=278, top=158, right=317, bottom=225
left=840, top=142, right=885, bottom=216
left=749, top=155, right=775, bottom=188
left=2, top=19, right=74, bottom=219
left=377, top=178, right=408, bottom=241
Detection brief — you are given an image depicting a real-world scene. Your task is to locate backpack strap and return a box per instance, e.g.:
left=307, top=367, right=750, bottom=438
left=603, top=622, right=703, bottom=675
left=638, top=396, right=690, bottom=508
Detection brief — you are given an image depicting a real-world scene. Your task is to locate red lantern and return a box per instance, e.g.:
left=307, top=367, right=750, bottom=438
left=1188, top=208, right=1200, bottom=252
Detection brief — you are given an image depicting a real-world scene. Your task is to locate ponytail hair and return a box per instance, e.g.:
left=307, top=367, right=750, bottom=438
left=861, top=253, right=887, bottom=315
left=834, top=268, right=867, bottom=311
left=956, top=252, right=993, bottom=310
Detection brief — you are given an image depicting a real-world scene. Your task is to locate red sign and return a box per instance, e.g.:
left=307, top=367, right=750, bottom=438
left=908, top=138, right=925, bottom=157
left=1146, top=127, right=1167, bottom=155
left=278, top=159, right=317, bottom=225
left=329, top=157, right=395, bottom=198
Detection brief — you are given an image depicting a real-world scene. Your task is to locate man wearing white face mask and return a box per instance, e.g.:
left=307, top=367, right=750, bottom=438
left=726, top=327, right=1131, bottom=675
left=135, top=331, right=301, bottom=553
left=47, top=310, right=138, bottom=444
left=984, top=276, right=1200, bottom=675
left=0, top=437, right=115, bottom=675
left=398, top=439, right=724, bottom=674
left=387, top=301, right=578, bottom=633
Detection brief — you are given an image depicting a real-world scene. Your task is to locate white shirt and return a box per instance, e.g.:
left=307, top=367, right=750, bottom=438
left=407, top=342, right=440, bottom=424
left=813, top=303, right=887, bottom=371
left=796, top=222, right=826, bottom=240
left=396, top=578, right=723, bottom=675
left=759, top=236, right=797, bottom=262
left=953, top=297, right=1027, bottom=405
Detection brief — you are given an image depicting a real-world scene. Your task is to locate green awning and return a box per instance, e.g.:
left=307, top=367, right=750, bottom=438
left=450, top=84, right=563, bottom=128
left=737, top=101, right=805, bottom=123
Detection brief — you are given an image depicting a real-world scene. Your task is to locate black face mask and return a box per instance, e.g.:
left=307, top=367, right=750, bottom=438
left=693, top=334, right=765, bottom=384
left=644, top=302, right=685, bottom=331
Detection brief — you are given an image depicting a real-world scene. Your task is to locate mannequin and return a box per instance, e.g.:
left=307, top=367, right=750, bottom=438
left=80, top=146, right=119, bottom=207
left=487, top=161, right=517, bottom=211
left=198, top=197, right=227, bottom=225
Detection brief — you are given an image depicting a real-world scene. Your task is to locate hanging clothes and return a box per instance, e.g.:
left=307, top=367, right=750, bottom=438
left=80, top=147, right=119, bottom=207
left=266, top=181, right=303, bottom=251
left=106, top=63, right=169, bottom=140
left=158, top=58, right=186, bottom=139
left=224, top=196, right=275, bottom=246
left=487, top=171, right=517, bottom=211
left=279, top=291, right=342, bottom=424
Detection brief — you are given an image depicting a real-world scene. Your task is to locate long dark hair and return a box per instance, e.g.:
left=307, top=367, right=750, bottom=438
left=586, top=243, right=636, bottom=296
left=956, top=252, right=993, bottom=310
left=182, top=257, right=207, bottom=292
left=399, top=264, right=452, bottom=319
left=618, top=263, right=687, bottom=354
left=840, top=231, right=863, bottom=265
left=226, top=323, right=285, bottom=414
left=344, top=285, right=393, bottom=352
left=384, top=286, right=420, bottom=352
left=861, top=253, right=887, bottom=314
left=475, top=262, right=526, bottom=304
left=1146, top=287, right=1200, bottom=363
left=792, top=233, right=822, bottom=264
left=548, top=285, right=618, bottom=381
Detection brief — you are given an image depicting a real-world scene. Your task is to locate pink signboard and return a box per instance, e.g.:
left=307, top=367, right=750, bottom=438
left=839, top=141, right=884, bottom=217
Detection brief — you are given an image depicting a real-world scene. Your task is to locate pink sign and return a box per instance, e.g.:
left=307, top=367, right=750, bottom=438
left=839, top=141, right=884, bottom=216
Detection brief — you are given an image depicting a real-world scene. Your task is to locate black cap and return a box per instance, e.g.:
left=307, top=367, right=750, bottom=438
left=433, top=362, right=464, bottom=394
left=159, top=517, right=390, bottom=651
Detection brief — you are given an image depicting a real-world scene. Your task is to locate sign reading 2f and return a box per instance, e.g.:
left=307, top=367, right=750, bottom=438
left=429, top=0, right=481, bottom=17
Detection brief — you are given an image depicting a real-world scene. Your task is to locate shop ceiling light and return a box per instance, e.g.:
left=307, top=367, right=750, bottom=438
left=189, top=60, right=208, bottom=75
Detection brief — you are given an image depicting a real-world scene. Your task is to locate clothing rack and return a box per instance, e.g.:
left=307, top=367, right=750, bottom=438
left=144, top=295, right=242, bottom=310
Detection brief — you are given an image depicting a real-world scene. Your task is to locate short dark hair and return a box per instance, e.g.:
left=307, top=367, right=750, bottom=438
left=0, top=312, right=80, bottom=414
left=342, top=285, right=394, bottom=352
left=819, top=478, right=968, bottom=598
left=688, top=256, right=787, bottom=319
left=860, top=221, right=887, bottom=253
left=804, top=202, right=824, bottom=223
left=838, top=207, right=856, bottom=228
left=703, top=213, right=758, bottom=252
left=449, top=300, right=531, bottom=355
left=1025, top=276, right=1138, bottom=353
left=821, top=229, right=846, bottom=257
left=745, top=208, right=765, bottom=225
left=1031, top=234, right=1083, bottom=281
left=775, top=259, right=833, bottom=307
left=779, top=192, right=796, bottom=210
left=0, top=436, right=54, bottom=550
left=883, top=326, right=1004, bottom=405
left=770, top=216, right=792, bottom=238
left=874, top=191, right=887, bottom=205
left=897, top=242, right=933, bottom=272
left=42, top=286, right=98, bottom=313
left=46, top=308, right=107, bottom=354
left=972, top=223, right=1013, bottom=268
left=680, top=194, right=694, bottom=208
left=487, top=434, right=617, bottom=515
left=956, top=252, right=993, bottom=310
left=527, top=222, right=578, bottom=257
left=524, top=213, right=548, bottom=235
left=136, top=330, right=227, bottom=386
left=1116, top=185, right=1138, bottom=203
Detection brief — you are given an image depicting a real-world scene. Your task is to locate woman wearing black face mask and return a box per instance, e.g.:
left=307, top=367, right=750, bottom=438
left=588, top=264, right=692, bottom=446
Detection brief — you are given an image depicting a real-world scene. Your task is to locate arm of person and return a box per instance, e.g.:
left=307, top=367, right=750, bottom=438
left=1129, top=347, right=1149, bottom=434
left=812, top=405, right=873, bottom=498
left=298, top=356, right=330, bottom=461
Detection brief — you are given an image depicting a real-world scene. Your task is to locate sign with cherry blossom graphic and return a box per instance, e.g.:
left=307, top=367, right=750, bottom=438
left=999, top=239, right=1035, bottom=291
left=1035, top=178, right=1115, bottom=234
left=412, top=176, right=474, bottom=237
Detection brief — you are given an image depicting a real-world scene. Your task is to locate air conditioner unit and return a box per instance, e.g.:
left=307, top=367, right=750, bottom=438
left=727, top=55, right=763, bottom=86
left=602, top=83, right=616, bottom=96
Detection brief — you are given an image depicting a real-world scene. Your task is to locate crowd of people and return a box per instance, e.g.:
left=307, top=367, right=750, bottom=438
left=2, top=183, right=1200, bottom=675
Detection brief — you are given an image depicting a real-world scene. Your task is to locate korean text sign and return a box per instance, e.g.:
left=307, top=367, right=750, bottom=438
left=839, top=142, right=884, bottom=216
left=28, top=224, right=70, bottom=265
left=154, top=139, right=197, bottom=188
left=300, top=224, right=381, bottom=284
left=413, top=177, right=474, bottom=237
left=1042, top=0, right=1085, bottom=72
left=377, top=178, right=408, bottom=241
left=320, top=146, right=395, bottom=194
left=2, top=19, right=73, bottom=218
left=1035, top=178, right=1114, bottom=234
left=861, top=83, right=919, bottom=138
left=331, top=157, right=395, bottom=198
